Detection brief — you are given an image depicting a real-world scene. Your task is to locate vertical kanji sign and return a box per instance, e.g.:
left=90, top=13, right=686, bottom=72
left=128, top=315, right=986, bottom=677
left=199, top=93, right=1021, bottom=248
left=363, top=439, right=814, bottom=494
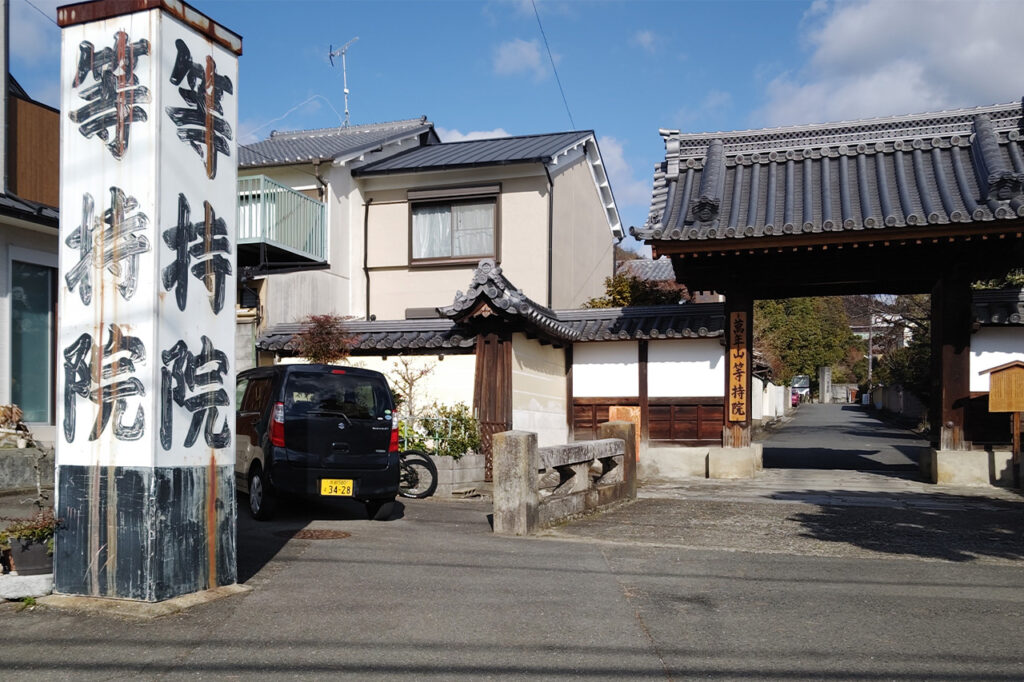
left=728, top=312, right=748, bottom=422
left=57, top=1, right=241, bottom=603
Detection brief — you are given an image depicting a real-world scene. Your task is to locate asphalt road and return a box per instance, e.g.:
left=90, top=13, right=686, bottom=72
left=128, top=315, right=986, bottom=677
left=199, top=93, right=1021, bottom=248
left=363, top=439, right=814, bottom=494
left=2, top=484, right=1022, bottom=680
left=763, top=403, right=926, bottom=471
left=2, top=406, right=1022, bottom=680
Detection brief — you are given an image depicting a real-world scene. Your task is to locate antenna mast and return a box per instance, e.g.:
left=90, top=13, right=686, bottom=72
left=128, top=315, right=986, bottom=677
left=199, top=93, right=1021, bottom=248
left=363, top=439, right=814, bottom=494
left=329, top=37, right=359, bottom=127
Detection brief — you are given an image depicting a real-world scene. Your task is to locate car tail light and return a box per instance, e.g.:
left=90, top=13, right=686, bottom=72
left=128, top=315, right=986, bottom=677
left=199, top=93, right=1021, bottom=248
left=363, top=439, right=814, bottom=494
left=389, top=423, right=400, bottom=453
left=270, top=402, right=286, bottom=447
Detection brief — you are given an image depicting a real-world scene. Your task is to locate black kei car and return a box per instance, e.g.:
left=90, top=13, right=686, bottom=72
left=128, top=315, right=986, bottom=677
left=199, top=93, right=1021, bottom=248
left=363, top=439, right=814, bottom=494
left=235, top=364, right=400, bottom=521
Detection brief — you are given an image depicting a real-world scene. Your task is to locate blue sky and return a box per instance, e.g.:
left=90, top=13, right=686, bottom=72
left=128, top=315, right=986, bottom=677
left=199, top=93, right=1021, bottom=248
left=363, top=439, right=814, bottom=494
left=12, top=0, right=1024, bottom=236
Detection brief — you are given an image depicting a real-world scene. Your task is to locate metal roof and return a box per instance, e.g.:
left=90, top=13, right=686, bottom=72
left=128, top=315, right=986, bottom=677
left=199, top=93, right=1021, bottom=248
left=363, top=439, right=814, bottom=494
left=239, top=118, right=436, bottom=169
left=353, top=131, right=596, bottom=175
left=634, top=100, right=1024, bottom=243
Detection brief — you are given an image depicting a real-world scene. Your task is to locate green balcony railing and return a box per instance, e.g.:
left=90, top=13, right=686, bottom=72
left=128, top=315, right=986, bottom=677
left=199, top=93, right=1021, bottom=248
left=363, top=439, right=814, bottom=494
left=237, top=174, right=327, bottom=263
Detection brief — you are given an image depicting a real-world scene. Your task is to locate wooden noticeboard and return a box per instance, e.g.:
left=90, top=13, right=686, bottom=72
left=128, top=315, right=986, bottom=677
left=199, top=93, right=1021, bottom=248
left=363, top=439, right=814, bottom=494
left=980, top=360, right=1024, bottom=486
left=981, top=361, right=1024, bottom=413
left=728, top=312, right=748, bottom=422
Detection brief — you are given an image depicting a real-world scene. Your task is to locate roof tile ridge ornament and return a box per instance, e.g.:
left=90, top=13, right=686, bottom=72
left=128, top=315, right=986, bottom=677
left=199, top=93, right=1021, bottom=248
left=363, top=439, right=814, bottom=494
left=437, top=259, right=580, bottom=341
left=692, top=139, right=725, bottom=222
left=971, top=114, right=1024, bottom=201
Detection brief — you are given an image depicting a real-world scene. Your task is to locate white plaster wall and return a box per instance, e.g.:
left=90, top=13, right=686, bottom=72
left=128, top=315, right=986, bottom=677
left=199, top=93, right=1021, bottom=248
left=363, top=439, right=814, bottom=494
left=511, top=335, right=567, bottom=447
left=751, top=376, right=764, bottom=420
left=572, top=341, right=638, bottom=397
left=647, top=339, right=725, bottom=398
left=279, top=353, right=476, bottom=414
left=971, top=327, right=1024, bottom=392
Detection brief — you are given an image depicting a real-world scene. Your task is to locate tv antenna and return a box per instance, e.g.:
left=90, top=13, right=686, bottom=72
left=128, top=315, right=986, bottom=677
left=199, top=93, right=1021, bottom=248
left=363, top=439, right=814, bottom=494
left=329, top=37, right=359, bottom=127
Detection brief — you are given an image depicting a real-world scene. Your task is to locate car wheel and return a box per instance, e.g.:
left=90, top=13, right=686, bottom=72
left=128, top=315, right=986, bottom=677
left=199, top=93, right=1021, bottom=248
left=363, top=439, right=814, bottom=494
left=365, top=497, right=395, bottom=521
left=248, top=465, right=276, bottom=521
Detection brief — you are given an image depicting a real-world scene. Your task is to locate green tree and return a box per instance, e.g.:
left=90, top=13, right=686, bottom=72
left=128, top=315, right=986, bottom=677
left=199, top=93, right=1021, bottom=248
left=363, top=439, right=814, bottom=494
left=754, top=297, right=861, bottom=386
left=583, top=272, right=683, bottom=308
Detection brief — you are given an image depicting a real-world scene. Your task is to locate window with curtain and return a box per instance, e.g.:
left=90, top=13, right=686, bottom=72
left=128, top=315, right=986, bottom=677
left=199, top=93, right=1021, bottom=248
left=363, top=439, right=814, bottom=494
left=411, top=199, right=495, bottom=261
left=11, top=260, right=57, bottom=423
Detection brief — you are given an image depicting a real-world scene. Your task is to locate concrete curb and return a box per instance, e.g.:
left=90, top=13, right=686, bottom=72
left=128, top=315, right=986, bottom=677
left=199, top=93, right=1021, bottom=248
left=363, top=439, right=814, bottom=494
left=37, top=583, right=252, bottom=619
left=0, top=572, right=53, bottom=599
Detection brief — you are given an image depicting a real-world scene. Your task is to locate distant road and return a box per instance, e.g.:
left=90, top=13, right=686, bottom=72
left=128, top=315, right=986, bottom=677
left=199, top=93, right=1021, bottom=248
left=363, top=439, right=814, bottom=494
left=763, top=403, right=926, bottom=471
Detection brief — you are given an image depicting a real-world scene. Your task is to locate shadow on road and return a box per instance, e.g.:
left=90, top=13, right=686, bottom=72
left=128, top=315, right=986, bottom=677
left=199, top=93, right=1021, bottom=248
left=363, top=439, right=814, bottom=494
left=235, top=493, right=406, bottom=583
left=784, top=491, right=1024, bottom=562
left=763, top=446, right=920, bottom=472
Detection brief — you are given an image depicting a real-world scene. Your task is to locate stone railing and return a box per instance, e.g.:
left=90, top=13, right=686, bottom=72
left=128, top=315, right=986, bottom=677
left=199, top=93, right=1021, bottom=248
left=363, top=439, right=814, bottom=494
left=492, top=421, right=636, bottom=535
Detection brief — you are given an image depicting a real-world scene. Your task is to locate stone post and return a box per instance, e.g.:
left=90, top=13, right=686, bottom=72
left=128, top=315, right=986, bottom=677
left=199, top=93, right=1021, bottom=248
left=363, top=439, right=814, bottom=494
left=55, top=1, right=242, bottom=601
left=598, top=421, right=636, bottom=500
left=492, top=431, right=538, bottom=536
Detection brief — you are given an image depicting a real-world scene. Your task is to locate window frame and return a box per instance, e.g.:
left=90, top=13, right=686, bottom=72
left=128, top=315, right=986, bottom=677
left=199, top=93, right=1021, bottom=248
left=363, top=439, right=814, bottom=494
left=8, top=246, right=58, bottom=425
left=407, top=184, right=500, bottom=267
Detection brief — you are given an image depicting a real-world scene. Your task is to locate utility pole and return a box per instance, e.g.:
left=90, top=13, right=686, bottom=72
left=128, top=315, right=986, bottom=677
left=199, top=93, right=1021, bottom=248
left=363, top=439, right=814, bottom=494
left=329, top=37, right=358, bottom=127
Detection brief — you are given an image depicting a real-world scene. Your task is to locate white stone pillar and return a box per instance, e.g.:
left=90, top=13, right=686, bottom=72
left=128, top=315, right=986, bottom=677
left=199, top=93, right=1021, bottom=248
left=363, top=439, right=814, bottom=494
left=55, top=0, right=241, bottom=601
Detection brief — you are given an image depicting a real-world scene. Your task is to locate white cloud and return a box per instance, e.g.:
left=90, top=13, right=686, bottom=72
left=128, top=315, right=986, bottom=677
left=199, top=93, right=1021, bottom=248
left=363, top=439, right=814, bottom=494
left=436, top=127, right=510, bottom=142
left=757, top=0, right=1024, bottom=127
left=673, top=90, right=734, bottom=132
left=493, top=38, right=548, bottom=80
left=632, top=30, right=657, bottom=53
left=10, top=0, right=60, bottom=65
left=597, top=135, right=651, bottom=211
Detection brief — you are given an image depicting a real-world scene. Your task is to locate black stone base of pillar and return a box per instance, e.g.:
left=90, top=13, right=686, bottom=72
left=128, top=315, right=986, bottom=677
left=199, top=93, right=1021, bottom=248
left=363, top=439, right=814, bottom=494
left=54, top=465, right=236, bottom=602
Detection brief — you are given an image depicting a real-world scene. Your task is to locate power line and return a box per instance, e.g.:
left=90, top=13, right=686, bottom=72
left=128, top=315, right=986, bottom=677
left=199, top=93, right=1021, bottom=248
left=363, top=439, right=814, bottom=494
left=22, top=0, right=58, bottom=26
left=531, top=0, right=575, bottom=130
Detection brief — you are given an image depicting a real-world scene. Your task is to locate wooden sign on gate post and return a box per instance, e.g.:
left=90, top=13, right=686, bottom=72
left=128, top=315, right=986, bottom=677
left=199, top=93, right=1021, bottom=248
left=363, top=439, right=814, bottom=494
left=979, top=361, right=1024, bottom=486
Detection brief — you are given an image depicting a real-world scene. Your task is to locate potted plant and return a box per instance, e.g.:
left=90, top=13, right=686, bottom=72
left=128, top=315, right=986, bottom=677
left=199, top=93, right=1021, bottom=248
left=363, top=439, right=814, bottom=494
left=0, top=508, right=60, bottom=576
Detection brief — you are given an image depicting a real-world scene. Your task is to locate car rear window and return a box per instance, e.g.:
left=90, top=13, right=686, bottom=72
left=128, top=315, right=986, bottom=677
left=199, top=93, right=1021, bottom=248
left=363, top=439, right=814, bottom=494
left=284, top=371, right=390, bottom=420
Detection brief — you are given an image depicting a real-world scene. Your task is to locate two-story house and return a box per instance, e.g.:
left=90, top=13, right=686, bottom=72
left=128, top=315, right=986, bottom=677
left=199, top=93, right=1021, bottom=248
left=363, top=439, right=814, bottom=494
left=236, top=117, right=439, bottom=368
left=240, top=124, right=624, bottom=365
left=352, top=130, right=622, bottom=318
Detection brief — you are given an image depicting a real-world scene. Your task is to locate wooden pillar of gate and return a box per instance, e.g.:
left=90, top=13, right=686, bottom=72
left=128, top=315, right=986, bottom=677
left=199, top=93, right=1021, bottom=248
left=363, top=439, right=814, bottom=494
left=931, top=274, right=973, bottom=451
left=723, top=292, right=753, bottom=447
left=474, top=333, right=512, bottom=481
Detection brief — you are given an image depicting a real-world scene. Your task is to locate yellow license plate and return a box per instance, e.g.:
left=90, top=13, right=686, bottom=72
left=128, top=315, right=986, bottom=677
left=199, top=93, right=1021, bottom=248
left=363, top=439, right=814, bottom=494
left=320, top=479, right=353, bottom=496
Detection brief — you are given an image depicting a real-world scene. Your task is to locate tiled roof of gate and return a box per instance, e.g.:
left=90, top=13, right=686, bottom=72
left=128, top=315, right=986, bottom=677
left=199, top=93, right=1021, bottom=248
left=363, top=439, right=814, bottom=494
left=353, top=131, right=595, bottom=174
left=238, top=118, right=435, bottom=168
left=633, top=100, right=1024, bottom=243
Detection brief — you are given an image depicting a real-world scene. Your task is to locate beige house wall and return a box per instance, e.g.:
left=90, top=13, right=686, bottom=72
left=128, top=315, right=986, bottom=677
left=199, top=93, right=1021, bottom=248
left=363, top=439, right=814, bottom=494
left=360, top=165, right=551, bottom=320
left=550, top=159, right=615, bottom=308
left=239, top=164, right=359, bottom=326
left=511, top=335, right=568, bottom=447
